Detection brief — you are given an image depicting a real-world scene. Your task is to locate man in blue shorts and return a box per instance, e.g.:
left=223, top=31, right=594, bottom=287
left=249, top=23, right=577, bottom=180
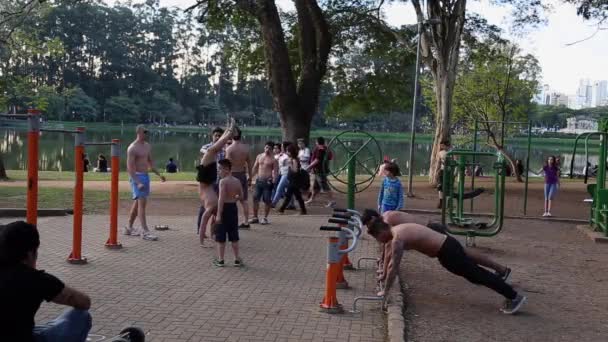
left=124, top=125, right=166, bottom=241
left=250, top=142, right=278, bottom=225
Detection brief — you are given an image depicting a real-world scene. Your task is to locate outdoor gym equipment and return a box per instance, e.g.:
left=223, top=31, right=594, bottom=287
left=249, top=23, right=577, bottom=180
left=441, top=150, right=506, bottom=246
left=326, top=130, right=383, bottom=209
left=1, top=109, right=122, bottom=262
left=470, top=120, right=532, bottom=215
left=569, top=124, right=608, bottom=237
left=319, top=208, right=384, bottom=314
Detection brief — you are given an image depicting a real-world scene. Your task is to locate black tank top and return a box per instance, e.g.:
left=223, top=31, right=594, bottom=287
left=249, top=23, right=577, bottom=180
left=196, top=162, right=217, bottom=184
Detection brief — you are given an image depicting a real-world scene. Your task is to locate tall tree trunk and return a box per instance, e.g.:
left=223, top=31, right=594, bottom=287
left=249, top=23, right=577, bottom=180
left=0, top=155, right=8, bottom=180
left=429, top=72, right=454, bottom=184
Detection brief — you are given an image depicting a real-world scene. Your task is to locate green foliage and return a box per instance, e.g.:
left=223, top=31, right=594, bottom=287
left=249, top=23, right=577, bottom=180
left=105, top=96, right=140, bottom=123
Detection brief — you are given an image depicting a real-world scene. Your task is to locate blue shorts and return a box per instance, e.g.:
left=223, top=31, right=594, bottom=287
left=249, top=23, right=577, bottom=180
left=130, top=173, right=150, bottom=200
left=544, top=183, right=558, bottom=200
left=254, top=179, right=274, bottom=204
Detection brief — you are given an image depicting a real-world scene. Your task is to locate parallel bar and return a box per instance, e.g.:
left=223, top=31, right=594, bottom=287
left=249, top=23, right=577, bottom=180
left=523, top=122, right=532, bottom=215
left=85, top=142, right=116, bottom=146
left=0, top=114, right=30, bottom=118
left=26, top=111, right=40, bottom=225
left=68, top=128, right=87, bottom=264
left=40, top=128, right=81, bottom=134
left=106, top=139, right=122, bottom=249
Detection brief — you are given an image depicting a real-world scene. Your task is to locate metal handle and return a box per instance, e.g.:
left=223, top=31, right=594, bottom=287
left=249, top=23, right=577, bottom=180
left=339, top=227, right=358, bottom=254
left=332, top=213, right=352, bottom=219
left=320, top=226, right=341, bottom=231
left=328, top=218, right=349, bottom=225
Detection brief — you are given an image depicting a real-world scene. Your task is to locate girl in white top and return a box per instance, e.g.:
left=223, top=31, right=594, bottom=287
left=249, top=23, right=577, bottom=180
left=297, top=139, right=311, bottom=170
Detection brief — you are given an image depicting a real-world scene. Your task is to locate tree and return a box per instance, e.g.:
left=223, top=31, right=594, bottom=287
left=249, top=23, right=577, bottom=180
left=449, top=41, right=540, bottom=181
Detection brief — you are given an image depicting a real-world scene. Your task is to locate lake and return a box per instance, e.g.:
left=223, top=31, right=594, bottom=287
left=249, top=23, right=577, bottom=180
left=0, top=126, right=594, bottom=176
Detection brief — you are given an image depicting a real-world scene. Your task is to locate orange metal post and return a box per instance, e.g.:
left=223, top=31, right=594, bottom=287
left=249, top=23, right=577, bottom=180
left=68, top=127, right=87, bottom=264
left=25, top=109, right=40, bottom=225
left=105, top=139, right=122, bottom=249
left=320, top=236, right=344, bottom=313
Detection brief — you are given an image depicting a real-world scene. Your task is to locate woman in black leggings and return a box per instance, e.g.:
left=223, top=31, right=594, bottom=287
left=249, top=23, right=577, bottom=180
left=279, top=144, right=307, bottom=215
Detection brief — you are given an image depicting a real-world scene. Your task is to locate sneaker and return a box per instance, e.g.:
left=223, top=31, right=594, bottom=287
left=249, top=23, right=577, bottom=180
left=234, top=258, right=243, bottom=267
left=260, top=217, right=269, bottom=225
left=286, top=205, right=296, bottom=210
left=123, top=226, right=135, bottom=236
left=501, top=294, right=527, bottom=314
left=140, top=231, right=158, bottom=241
left=325, top=201, right=337, bottom=208
left=542, top=212, right=548, bottom=217
left=249, top=217, right=260, bottom=224
left=496, top=267, right=511, bottom=282
left=546, top=212, right=552, bottom=217
left=213, top=259, right=225, bottom=267
left=239, top=223, right=251, bottom=229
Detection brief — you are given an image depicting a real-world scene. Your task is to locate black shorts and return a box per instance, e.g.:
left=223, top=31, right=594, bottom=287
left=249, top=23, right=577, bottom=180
left=215, top=203, right=239, bottom=243
left=313, top=173, right=330, bottom=192
left=254, top=179, right=273, bottom=204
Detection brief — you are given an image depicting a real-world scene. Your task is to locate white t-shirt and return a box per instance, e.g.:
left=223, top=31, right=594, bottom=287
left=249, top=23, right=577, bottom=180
left=298, top=147, right=311, bottom=169
left=278, top=153, right=290, bottom=176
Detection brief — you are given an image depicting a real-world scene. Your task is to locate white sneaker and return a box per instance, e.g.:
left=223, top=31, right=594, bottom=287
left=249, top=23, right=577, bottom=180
left=546, top=212, right=552, bottom=217
left=123, top=227, right=136, bottom=236
left=325, top=201, right=337, bottom=208
left=140, top=230, right=158, bottom=241
left=542, top=212, right=548, bottom=217
left=260, top=217, right=269, bottom=225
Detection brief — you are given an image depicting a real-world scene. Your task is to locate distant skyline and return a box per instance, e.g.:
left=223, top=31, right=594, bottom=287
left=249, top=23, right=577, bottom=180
left=106, top=0, right=608, bottom=95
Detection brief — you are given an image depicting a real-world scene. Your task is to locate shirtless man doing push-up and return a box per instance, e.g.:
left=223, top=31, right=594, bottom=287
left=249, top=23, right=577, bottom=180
left=366, top=218, right=526, bottom=314
left=361, top=210, right=511, bottom=281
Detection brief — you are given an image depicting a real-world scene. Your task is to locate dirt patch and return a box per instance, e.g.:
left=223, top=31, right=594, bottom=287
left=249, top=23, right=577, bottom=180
left=400, top=217, right=608, bottom=342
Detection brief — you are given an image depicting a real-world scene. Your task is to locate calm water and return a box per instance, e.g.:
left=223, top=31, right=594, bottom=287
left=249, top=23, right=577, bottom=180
left=0, top=127, right=594, bottom=175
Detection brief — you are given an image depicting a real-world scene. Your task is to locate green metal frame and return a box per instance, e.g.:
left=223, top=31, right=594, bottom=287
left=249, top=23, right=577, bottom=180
left=326, top=130, right=383, bottom=209
left=470, top=120, right=532, bottom=215
left=569, top=129, right=608, bottom=237
left=441, top=150, right=506, bottom=239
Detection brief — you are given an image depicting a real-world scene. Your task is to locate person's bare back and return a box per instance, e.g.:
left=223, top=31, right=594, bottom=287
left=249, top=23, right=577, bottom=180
left=391, top=223, right=447, bottom=258
left=127, top=141, right=151, bottom=173
left=383, top=211, right=429, bottom=227
left=226, top=141, right=250, bottom=173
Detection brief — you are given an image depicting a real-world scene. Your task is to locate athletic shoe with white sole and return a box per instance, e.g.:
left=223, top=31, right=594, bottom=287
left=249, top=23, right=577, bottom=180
left=501, top=294, right=527, bottom=314
left=260, top=217, right=269, bottom=225
left=140, top=231, right=158, bottom=241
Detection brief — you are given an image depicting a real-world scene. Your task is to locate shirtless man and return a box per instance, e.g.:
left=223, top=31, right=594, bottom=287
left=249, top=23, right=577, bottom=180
left=361, top=209, right=511, bottom=282
left=225, top=127, right=252, bottom=229
left=124, top=125, right=166, bottom=241
left=213, top=159, right=244, bottom=267
left=249, top=141, right=279, bottom=225
left=367, top=219, right=527, bottom=314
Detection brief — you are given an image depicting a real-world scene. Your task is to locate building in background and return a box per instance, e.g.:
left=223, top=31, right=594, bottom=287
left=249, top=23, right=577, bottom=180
left=559, top=116, right=598, bottom=134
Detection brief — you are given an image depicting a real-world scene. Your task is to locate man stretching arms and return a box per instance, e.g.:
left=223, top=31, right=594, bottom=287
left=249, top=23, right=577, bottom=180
left=125, top=125, right=166, bottom=241
left=367, top=218, right=526, bottom=314
left=250, top=141, right=278, bottom=225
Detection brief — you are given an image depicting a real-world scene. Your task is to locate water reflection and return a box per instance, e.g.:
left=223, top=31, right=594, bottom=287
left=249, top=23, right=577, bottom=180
left=0, top=127, right=598, bottom=175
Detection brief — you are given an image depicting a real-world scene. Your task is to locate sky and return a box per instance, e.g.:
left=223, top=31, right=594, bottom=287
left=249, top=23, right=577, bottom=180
left=107, top=0, right=608, bottom=95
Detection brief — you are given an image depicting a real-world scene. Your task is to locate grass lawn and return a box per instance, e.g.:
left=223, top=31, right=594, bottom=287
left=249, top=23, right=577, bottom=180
left=0, top=187, right=130, bottom=213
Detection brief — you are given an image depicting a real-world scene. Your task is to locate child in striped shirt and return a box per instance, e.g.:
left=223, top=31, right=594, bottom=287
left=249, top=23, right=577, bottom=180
left=378, top=162, right=404, bottom=213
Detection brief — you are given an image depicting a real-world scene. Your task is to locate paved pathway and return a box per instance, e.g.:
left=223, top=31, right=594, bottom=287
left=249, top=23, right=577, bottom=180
left=1, top=215, right=386, bottom=342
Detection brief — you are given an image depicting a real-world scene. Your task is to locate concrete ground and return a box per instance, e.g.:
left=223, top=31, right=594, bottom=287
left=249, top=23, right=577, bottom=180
left=0, top=215, right=386, bottom=342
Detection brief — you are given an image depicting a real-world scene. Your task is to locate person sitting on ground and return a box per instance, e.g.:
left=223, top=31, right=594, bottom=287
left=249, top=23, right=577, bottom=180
left=0, top=221, right=92, bottom=342
left=95, top=154, right=108, bottom=173
left=165, top=158, right=178, bottom=173
left=378, top=162, right=404, bottom=214
left=212, top=159, right=244, bottom=267
left=366, top=218, right=526, bottom=315
left=83, top=154, right=90, bottom=173
left=361, top=209, right=511, bottom=283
